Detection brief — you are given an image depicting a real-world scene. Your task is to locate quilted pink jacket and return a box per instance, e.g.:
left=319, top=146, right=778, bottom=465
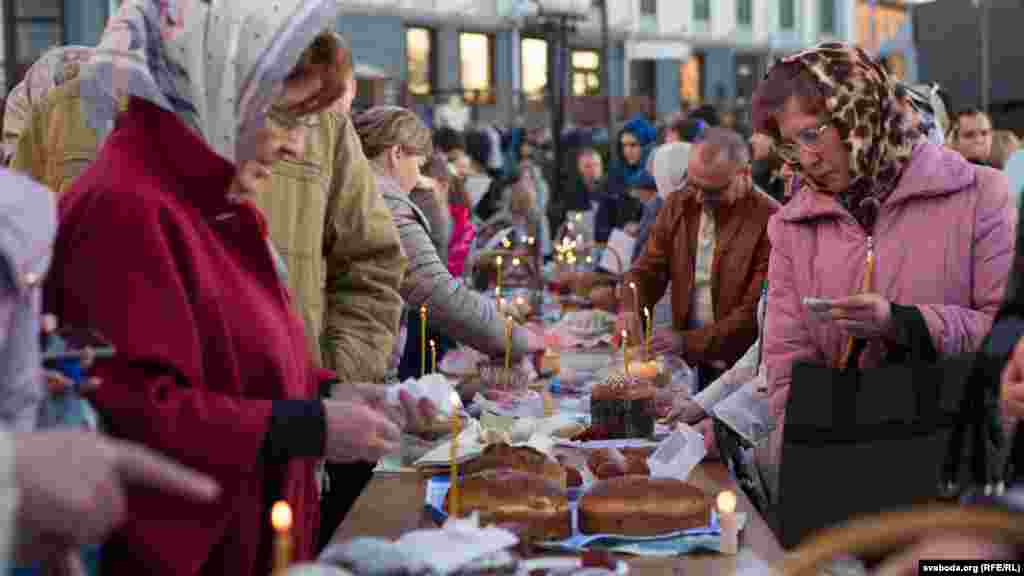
left=763, top=142, right=1015, bottom=454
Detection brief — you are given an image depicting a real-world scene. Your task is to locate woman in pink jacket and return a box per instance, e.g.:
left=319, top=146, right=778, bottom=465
left=751, top=43, right=1015, bottom=501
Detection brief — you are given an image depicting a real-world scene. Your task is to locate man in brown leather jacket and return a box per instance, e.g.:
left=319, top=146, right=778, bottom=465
left=618, top=127, right=780, bottom=386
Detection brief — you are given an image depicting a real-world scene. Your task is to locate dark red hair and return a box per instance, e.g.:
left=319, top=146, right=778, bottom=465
left=751, top=62, right=831, bottom=140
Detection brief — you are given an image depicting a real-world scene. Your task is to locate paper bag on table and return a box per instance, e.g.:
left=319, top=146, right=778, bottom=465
left=647, top=423, right=707, bottom=481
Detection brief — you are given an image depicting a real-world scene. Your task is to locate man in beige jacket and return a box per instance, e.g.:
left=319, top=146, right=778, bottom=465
left=251, top=34, right=407, bottom=550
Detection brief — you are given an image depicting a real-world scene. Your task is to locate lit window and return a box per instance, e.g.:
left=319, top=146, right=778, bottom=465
left=571, top=50, right=601, bottom=97
left=406, top=27, right=433, bottom=96
left=680, top=54, right=703, bottom=106
left=459, top=32, right=494, bottom=104
left=521, top=38, right=547, bottom=102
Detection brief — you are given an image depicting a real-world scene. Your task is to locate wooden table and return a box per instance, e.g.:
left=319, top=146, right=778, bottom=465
left=331, top=462, right=784, bottom=575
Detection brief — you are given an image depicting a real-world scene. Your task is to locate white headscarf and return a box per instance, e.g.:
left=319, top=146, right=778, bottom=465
left=650, top=142, right=691, bottom=199
left=78, top=0, right=340, bottom=164
left=2, top=46, right=94, bottom=165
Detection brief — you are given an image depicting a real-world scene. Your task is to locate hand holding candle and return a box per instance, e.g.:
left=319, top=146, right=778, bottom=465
left=717, top=490, right=738, bottom=555
left=271, top=500, right=293, bottom=574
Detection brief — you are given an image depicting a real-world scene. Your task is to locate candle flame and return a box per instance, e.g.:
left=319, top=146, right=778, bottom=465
left=512, top=257, right=521, bottom=267
left=586, top=256, right=593, bottom=264
left=450, top=390, right=463, bottom=410
left=430, top=339, right=436, bottom=349
left=621, top=329, right=628, bottom=341
left=717, top=491, right=737, bottom=514
left=575, top=213, right=583, bottom=222
left=496, top=255, right=503, bottom=265
left=629, top=282, right=636, bottom=290
left=515, top=296, right=525, bottom=306
left=527, top=236, right=535, bottom=245
left=644, top=307, right=651, bottom=318
left=271, top=500, right=292, bottom=532
left=420, top=305, right=427, bottom=317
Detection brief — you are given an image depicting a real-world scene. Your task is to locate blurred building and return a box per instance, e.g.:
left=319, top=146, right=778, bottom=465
left=1, top=0, right=857, bottom=126
left=913, top=0, right=1024, bottom=133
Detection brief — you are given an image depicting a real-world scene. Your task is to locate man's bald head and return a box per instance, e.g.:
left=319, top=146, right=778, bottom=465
left=687, top=127, right=751, bottom=208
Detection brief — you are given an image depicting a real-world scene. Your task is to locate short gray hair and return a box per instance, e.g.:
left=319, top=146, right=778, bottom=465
left=698, top=127, right=750, bottom=167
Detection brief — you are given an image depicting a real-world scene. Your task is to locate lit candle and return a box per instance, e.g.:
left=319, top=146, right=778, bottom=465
left=430, top=339, right=437, bottom=374
left=717, top=491, right=738, bottom=555
left=450, top=391, right=462, bottom=518
left=495, top=255, right=503, bottom=295
left=629, top=282, right=640, bottom=321
left=575, top=213, right=583, bottom=222
left=643, top=307, right=652, bottom=359
left=271, top=500, right=293, bottom=574
left=621, top=330, right=631, bottom=378
left=527, top=236, right=535, bottom=246
left=505, top=316, right=514, bottom=370
left=502, top=237, right=512, bottom=249
left=420, top=306, right=428, bottom=378
left=586, top=255, right=593, bottom=265
left=512, top=256, right=521, bottom=268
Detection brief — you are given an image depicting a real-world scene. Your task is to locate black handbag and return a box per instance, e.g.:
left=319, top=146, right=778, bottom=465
left=776, top=308, right=978, bottom=549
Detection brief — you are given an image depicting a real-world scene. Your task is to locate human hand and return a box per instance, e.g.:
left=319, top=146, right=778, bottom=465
left=13, top=430, right=220, bottom=557
left=1001, top=337, right=1024, bottom=421
left=322, top=399, right=401, bottom=463
left=650, top=328, right=685, bottom=356
left=664, top=397, right=707, bottom=425
left=826, top=293, right=893, bottom=340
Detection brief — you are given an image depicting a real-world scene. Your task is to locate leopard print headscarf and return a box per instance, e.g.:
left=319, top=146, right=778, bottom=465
left=780, top=43, right=917, bottom=231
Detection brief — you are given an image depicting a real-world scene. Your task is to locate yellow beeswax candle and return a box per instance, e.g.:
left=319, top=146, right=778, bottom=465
left=271, top=501, right=292, bottom=574
left=420, top=306, right=427, bottom=378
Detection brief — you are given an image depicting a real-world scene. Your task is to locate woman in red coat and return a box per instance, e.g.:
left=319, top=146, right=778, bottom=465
left=43, top=1, right=414, bottom=574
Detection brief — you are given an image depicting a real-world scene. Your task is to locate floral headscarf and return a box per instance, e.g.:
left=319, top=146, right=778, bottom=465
left=777, top=42, right=916, bottom=231
left=2, top=46, right=94, bottom=165
left=78, top=0, right=341, bottom=165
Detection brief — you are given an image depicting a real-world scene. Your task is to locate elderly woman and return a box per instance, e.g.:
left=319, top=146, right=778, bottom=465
left=41, top=2, right=433, bottom=574
left=754, top=43, right=1014, bottom=497
left=353, top=107, right=534, bottom=380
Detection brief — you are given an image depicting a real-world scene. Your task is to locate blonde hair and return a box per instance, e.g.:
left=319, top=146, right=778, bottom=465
left=352, top=106, right=433, bottom=161
left=991, top=130, right=1020, bottom=170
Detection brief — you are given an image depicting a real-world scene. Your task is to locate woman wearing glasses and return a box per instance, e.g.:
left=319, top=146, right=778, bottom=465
left=754, top=43, right=1014, bottom=498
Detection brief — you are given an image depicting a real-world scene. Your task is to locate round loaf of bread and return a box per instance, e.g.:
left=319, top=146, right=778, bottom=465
left=461, top=444, right=568, bottom=489
left=445, top=469, right=572, bottom=541
left=579, top=476, right=712, bottom=536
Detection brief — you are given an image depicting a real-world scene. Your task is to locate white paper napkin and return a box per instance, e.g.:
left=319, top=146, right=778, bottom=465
left=396, top=514, right=519, bottom=575
left=647, top=423, right=707, bottom=481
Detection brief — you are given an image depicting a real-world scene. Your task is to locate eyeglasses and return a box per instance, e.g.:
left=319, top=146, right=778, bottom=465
left=777, top=121, right=830, bottom=164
